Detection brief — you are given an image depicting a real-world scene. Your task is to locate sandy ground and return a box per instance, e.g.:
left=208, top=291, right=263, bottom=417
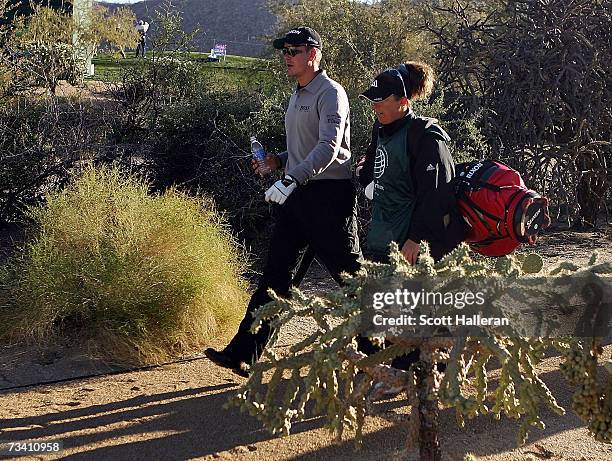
left=0, top=228, right=611, bottom=461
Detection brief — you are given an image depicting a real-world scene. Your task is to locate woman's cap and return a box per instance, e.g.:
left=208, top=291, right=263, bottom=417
left=361, top=69, right=406, bottom=102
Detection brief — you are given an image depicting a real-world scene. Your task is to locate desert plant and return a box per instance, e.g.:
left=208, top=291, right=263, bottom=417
left=10, top=41, right=85, bottom=94
left=147, top=86, right=288, bottom=253
left=109, top=2, right=203, bottom=138
left=230, top=245, right=612, bottom=459
left=0, top=97, right=110, bottom=223
left=98, top=6, right=140, bottom=59
left=421, top=0, right=611, bottom=227
left=80, top=5, right=140, bottom=60
left=0, top=3, right=142, bottom=96
left=0, top=165, right=249, bottom=365
left=1, top=5, right=82, bottom=95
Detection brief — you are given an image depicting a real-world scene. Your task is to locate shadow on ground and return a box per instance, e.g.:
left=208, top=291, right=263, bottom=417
left=0, top=364, right=596, bottom=461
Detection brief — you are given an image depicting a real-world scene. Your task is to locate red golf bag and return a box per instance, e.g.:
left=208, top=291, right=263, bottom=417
left=454, top=160, right=551, bottom=257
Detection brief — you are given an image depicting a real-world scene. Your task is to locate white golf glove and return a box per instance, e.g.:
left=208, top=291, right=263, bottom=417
left=365, top=181, right=374, bottom=200
left=265, top=175, right=298, bottom=205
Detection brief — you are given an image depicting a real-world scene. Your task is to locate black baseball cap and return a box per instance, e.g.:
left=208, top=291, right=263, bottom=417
left=360, top=69, right=407, bottom=102
left=273, top=27, right=322, bottom=50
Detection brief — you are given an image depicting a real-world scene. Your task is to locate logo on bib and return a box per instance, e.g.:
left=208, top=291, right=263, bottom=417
left=374, top=145, right=388, bottom=179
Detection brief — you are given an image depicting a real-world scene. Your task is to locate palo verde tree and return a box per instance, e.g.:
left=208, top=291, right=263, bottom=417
left=231, top=245, right=612, bottom=460
left=97, top=6, right=139, bottom=59
left=78, top=5, right=140, bottom=60
left=2, top=3, right=84, bottom=94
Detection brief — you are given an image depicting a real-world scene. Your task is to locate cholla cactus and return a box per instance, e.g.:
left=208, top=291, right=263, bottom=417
left=229, top=243, right=611, bottom=460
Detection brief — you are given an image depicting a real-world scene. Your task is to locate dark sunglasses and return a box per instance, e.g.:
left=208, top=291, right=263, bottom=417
left=387, top=68, right=407, bottom=99
left=281, top=47, right=308, bottom=57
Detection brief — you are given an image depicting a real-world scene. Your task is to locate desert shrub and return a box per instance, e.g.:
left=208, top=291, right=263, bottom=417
left=148, top=87, right=288, bottom=253
left=0, top=166, right=248, bottom=365
left=108, top=3, right=205, bottom=142
left=2, top=6, right=83, bottom=96
left=4, top=42, right=85, bottom=95
left=1, top=4, right=140, bottom=95
left=110, top=56, right=207, bottom=144
left=232, top=245, right=612, bottom=454
left=422, top=0, right=611, bottom=226
left=0, top=97, right=115, bottom=224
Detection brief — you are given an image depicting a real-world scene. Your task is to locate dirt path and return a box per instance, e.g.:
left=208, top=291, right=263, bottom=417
left=1, top=347, right=611, bottom=461
left=0, top=228, right=611, bottom=461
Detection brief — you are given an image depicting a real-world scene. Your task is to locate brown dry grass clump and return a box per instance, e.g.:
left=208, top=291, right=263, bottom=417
left=0, top=165, right=248, bottom=365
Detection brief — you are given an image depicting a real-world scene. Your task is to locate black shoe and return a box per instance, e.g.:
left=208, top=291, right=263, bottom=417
left=204, top=348, right=250, bottom=378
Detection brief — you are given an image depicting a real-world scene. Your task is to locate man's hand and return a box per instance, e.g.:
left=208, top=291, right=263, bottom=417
left=252, top=153, right=280, bottom=177
left=265, top=175, right=298, bottom=205
left=401, top=239, right=420, bottom=265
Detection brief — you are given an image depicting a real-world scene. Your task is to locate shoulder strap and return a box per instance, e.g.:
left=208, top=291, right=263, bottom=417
left=406, top=117, right=429, bottom=158
left=405, top=116, right=450, bottom=159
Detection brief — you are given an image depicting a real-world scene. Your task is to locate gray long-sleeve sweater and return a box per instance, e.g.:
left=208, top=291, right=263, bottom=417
left=277, top=70, right=352, bottom=184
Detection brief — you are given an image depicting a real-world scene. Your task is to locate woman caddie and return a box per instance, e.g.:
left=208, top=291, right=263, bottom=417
left=357, top=62, right=465, bottom=265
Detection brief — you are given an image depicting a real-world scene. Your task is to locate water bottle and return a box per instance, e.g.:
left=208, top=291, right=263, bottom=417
left=250, top=136, right=270, bottom=174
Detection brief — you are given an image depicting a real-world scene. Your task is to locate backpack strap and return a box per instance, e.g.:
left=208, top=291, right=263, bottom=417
left=405, top=116, right=450, bottom=159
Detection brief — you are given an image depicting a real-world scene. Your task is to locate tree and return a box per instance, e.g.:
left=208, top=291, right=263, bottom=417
left=420, top=0, right=611, bottom=227
left=0, top=2, right=142, bottom=95
left=2, top=5, right=83, bottom=94
left=82, top=5, right=139, bottom=60
left=231, top=245, right=612, bottom=460
left=99, top=6, right=139, bottom=59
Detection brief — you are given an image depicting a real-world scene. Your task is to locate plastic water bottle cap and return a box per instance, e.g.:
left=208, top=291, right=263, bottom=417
left=250, top=136, right=256, bottom=142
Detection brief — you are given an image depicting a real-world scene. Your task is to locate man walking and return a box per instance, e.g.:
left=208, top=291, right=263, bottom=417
left=205, top=27, right=362, bottom=377
left=135, top=20, right=149, bottom=58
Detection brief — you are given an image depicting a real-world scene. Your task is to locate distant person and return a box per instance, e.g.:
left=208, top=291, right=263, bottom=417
left=205, top=27, right=362, bottom=377
left=135, top=20, right=149, bottom=58
left=205, top=48, right=219, bottom=62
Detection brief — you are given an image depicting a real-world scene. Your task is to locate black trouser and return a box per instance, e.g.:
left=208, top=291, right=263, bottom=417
left=224, top=179, right=362, bottom=365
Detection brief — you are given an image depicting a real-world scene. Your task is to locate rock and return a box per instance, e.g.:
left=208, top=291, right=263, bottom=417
left=63, top=401, right=81, bottom=407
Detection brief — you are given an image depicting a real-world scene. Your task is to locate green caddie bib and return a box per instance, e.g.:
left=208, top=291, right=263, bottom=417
left=366, top=118, right=416, bottom=258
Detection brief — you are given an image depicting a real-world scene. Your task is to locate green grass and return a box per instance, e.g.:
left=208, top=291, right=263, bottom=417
left=91, top=52, right=274, bottom=90
left=0, top=165, right=249, bottom=365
